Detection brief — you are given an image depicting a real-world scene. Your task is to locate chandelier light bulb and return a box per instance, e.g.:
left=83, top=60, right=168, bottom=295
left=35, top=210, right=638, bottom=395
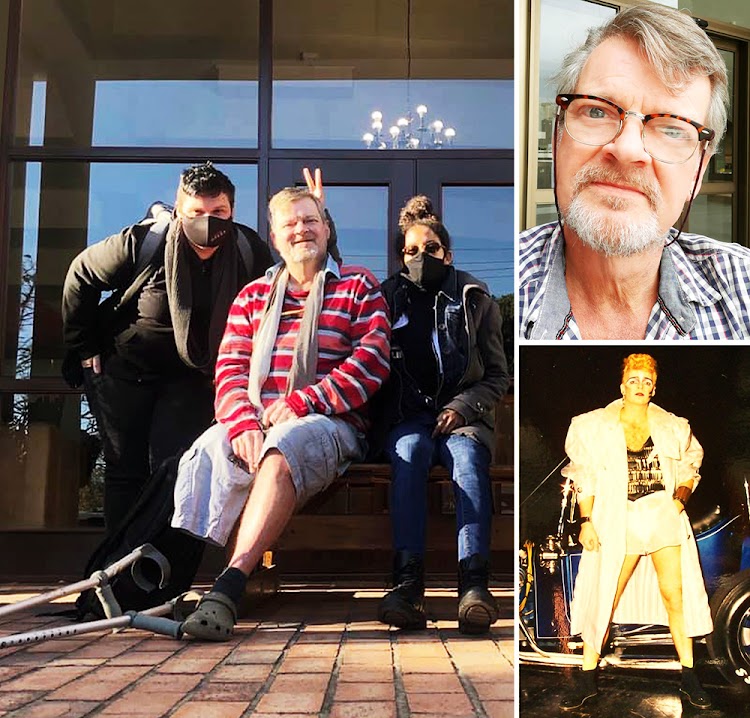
left=362, top=105, right=456, bottom=149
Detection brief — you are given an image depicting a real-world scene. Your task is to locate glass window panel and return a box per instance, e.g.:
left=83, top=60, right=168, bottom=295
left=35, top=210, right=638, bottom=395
left=3, top=162, right=258, bottom=380
left=706, top=48, right=734, bottom=184
left=14, top=0, right=259, bottom=148
left=273, top=0, right=513, bottom=149
left=1, top=392, right=97, bottom=526
left=321, top=187, right=389, bottom=280
left=442, top=186, right=513, bottom=298
left=688, top=1, right=750, bottom=29
left=535, top=203, right=559, bottom=226
left=688, top=194, right=733, bottom=244
left=537, top=0, right=616, bottom=189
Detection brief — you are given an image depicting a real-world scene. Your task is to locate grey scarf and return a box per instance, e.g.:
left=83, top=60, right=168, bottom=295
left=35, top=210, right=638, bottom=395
left=247, top=264, right=331, bottom=410
left=165, top=220, right=240, bottom=373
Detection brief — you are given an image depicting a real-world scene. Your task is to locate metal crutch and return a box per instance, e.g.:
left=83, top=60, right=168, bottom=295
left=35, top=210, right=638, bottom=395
left=0, top=543, right=170, bottom=620
left=0, top=601, right=185, bottom=649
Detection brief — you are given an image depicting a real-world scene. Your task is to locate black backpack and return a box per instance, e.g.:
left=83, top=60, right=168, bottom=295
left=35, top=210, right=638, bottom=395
left=75, top=455, right=206, bottom=619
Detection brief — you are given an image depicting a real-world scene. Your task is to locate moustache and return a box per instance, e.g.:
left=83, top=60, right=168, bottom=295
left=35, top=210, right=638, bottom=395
left=572, top=165, right=662, bottom=210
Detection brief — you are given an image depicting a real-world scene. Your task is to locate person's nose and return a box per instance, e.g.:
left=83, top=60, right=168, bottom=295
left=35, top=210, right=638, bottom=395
left=604, top=115, right=651, bottom=165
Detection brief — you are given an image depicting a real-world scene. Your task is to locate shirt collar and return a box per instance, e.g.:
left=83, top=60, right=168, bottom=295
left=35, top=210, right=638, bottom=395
left=265, top=253, right=341, bottom=281
left=528, top=225, right=724, bottom=339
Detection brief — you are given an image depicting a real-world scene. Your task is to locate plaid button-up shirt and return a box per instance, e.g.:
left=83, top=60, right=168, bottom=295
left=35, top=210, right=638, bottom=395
left=519, top=222, right=750, bottom=340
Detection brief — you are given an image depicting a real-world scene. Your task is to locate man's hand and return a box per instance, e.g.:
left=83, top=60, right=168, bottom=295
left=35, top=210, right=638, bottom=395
left=431, top=409, right=466, bottom=438
left=81, top=354, right=102, bottom=375
left=231, top=430, right=265, bottom=473
left=302, top=167, right=325, bottom=209
left=673, top=498, right=685, bottom=514
left=579, top=521, right=600, bottom=552
left=262, top=398, right=297, bottom=429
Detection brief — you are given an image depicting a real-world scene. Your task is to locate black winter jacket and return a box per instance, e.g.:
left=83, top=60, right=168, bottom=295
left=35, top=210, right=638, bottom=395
left=377, top=266, right=509, bottom=454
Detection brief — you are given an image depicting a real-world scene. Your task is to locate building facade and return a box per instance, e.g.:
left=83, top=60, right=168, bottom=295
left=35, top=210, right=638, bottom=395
left=0, top=0, right=513, bottom=536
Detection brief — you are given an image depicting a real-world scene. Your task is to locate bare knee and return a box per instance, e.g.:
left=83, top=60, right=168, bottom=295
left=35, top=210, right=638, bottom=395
left=256, top=449, right=292, bottom=483
left=659, top=584, right=683, bottom=616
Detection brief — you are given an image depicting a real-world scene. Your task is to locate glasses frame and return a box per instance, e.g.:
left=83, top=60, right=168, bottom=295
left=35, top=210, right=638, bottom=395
left=402, top=241, right=446, bottom=257
left=555, top=93, right=715, bottom=164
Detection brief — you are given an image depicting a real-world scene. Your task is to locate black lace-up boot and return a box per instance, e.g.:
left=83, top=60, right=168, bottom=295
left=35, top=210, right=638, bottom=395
left=680, top=666, right=712, bottom=710
left=378, top=551, right=426, bottom=629
left=457, top=554, right=499, bottom=634
left=559, top=668, right=598, bottom=711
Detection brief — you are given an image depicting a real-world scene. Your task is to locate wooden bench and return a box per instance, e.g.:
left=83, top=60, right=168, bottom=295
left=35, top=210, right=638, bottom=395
left=276, top=463, right=514, bottom=553
left=231, top=392, right=514, bottom=593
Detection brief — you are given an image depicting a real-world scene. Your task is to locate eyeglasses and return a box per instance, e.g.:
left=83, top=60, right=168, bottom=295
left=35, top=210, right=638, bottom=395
left=556, top=94, right=715, bottom=165
left=403, top=241, right=445, bottom=257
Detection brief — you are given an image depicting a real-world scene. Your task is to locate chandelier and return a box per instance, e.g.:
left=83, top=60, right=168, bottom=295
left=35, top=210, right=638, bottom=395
left=363, top=106, right=456, bottom=149
left=360, top=0, right=456, bottom=150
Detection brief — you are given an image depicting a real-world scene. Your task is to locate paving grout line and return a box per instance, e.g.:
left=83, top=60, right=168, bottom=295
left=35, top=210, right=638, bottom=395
left=234, top=621, right=310, bottom=718
left=1, top=627, right=170, bottom=717
left=438, top=629, right=489, bottom=718
left=316, top=628, right=346, bottom=718
left=391, top=629, right=411, bottom=718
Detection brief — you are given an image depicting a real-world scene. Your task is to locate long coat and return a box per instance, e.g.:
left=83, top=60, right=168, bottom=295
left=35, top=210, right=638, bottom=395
left=562, top=399, right=713, bottom=653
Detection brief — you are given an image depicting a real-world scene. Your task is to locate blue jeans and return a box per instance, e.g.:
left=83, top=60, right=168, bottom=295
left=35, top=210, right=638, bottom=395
left=385, top=414, right=492, bottom=561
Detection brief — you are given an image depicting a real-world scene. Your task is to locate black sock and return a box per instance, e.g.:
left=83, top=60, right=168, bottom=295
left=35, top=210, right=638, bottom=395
left=211, top=567, right=247, bottom=604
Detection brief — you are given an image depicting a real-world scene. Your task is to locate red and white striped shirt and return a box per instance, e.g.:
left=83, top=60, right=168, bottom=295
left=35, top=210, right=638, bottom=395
left=215, top=260, right=390, bottom=440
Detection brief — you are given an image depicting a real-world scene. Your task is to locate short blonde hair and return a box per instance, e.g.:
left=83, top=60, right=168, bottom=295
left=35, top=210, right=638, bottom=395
left=621, top=353, right=658, bottom=383
left=268, top=187, right=324, bottom=226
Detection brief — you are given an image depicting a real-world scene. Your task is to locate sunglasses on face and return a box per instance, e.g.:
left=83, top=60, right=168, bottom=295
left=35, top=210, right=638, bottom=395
left=403, top=241, right=445, bottom=257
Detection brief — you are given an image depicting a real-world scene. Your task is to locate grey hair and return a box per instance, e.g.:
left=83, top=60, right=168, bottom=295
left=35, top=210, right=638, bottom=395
left=268, top=186, right=324, bottom=225
left=554, top=4, right=728, bottom=152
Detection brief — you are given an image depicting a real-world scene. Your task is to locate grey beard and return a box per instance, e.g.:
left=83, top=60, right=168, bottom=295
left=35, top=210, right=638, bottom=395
left=564, top=194, right=667, bottom=257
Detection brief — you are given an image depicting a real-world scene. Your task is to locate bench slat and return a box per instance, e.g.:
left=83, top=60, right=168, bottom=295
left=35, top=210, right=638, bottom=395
left=278, top=514, right=513, bottom=551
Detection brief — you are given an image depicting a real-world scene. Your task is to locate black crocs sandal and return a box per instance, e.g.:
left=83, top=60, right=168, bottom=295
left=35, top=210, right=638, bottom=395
left=181, top=591, right=238, bottom=641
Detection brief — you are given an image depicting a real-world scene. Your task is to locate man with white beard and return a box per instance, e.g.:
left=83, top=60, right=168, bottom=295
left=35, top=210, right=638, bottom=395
left=518, top=4, right=750, bottom=340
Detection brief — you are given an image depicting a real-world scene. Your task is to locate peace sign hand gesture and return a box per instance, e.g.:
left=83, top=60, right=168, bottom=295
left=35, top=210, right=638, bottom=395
left=302, top=167, right=325, bottom=210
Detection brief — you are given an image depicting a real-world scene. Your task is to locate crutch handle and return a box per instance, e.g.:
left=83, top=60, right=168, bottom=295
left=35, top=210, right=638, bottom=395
left=127, top=612, right=184, bottom=639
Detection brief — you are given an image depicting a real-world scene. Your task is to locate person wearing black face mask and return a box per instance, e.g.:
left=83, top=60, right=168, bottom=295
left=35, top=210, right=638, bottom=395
left=375, top=195, right=509, bottom=634
left=62, top=163, right=338, bottom=531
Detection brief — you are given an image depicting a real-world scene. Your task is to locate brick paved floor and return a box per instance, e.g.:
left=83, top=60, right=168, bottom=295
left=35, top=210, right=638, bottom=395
left=0, top=586, right=513, bottom=718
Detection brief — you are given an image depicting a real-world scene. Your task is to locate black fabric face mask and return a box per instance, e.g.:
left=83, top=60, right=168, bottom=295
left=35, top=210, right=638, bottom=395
left=404, top=251, right=448, bottom=289
left=181, top=215, right=235, bottom=248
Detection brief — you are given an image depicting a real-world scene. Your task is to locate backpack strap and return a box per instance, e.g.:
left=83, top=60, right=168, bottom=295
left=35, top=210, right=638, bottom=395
left=235, top=226, right=255, bottom=278
left=115, top=212, right=171, bottom=310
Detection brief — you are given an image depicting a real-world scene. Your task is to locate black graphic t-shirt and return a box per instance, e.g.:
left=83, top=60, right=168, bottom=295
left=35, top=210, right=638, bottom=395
left=627, top=436, right=666, bottom=501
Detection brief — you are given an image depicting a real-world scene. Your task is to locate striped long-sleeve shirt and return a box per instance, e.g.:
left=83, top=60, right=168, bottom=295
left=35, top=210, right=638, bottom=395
left=215, top=259, right=391, bottom=440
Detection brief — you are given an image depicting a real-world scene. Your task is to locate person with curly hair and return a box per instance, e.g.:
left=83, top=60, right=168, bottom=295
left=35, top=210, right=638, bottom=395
left=560, top=353, right=713, bottom=710
left=376, top=196, right=509, bottom=634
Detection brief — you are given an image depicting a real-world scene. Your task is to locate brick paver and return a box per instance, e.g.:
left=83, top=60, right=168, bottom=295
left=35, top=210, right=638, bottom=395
left=1, top=586, right=514, bottom=717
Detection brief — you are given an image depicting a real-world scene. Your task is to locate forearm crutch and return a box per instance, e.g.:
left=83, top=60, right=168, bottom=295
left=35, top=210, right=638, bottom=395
left=0, top=601, right=184, bottom=649
left=0, top=543, right=170, bottom=620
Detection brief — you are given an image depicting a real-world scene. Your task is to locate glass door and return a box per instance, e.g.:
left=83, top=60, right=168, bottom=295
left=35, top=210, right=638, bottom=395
left=268, top=157, right=512, bottom=293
